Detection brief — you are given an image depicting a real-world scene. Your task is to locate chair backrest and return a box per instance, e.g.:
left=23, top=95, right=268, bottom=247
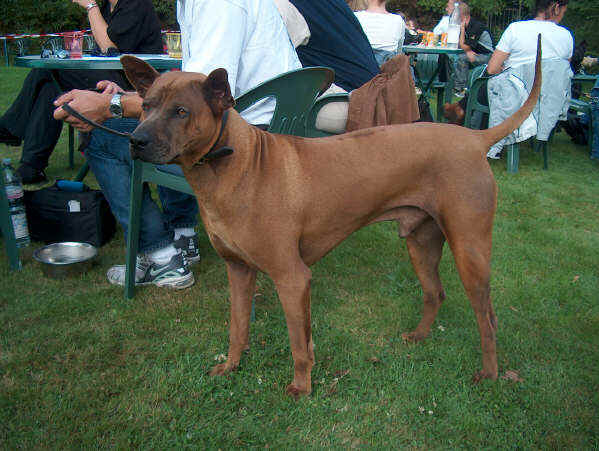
left=464, top=65, right=491, bottom=129
left=234, top=66, right=335, bottom=136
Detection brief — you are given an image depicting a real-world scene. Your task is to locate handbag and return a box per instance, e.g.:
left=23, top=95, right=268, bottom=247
left=24, top=181, right=116, bottom=247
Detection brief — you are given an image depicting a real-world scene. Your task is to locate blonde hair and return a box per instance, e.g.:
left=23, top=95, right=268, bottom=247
left=347, top=0, right=368, bottom=11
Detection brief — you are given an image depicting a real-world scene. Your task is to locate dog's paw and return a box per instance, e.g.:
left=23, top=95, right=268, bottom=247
left=401, top=331, right=428, bottom=343
left=209, top=362, right=238, bottom=377
left=472, top=370, right=498, bottom=384
left=285, top=383, right=310, bottom=400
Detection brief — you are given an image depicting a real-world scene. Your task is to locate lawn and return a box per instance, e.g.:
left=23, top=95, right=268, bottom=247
left=1, top=65, right=598, bottom=448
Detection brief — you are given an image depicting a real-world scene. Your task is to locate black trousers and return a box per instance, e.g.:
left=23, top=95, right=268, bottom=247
left=0, top=68, right=130, bottom=170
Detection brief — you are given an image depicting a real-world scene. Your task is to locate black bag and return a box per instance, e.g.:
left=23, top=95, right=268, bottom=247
left=24, top=181, right=116, bottom=247
left=559, top=110, right=589, bottom=146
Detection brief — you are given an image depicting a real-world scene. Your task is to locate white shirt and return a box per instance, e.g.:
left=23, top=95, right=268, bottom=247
left=354, top=11, right=405, bottom=52
left=496, top=20, right=573, bottom=69
left=177, top=0, right=301, bottom=125
left=433, top=16, right=449, bottom=35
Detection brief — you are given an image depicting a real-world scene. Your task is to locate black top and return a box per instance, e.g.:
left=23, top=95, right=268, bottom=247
left=290, top=0, right=379, bottom=91
left=100, top=0, right=163, bottom=54
left=464, top=17, right=493, bottom=55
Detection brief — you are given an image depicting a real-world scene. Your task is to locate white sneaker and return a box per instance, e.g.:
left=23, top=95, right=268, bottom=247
left=107, top=253, right=194, bottom=289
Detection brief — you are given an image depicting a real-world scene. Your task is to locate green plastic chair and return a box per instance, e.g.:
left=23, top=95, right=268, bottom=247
left=124, top=66, right=335, bottom=298
left=0, top=164, right=22, bottom=270
left=568, top=98, right=594, bottom=154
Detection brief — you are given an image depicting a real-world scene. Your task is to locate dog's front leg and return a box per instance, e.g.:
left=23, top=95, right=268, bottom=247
left=210, top=260, right=257, bottom=376
left=273, top=263, right=314, bottom=399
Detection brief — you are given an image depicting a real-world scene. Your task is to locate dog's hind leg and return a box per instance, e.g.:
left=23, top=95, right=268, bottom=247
left=272, top=260, right=314, bottom=398
left=445, top=217, right=498, bottom=382
left=210, top=260, right=257, bottom=377
left=401, top=217, right=446, bottom=342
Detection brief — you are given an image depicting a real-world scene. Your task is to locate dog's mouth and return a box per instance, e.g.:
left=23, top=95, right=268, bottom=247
left=129, top=139, right=175, bottom=165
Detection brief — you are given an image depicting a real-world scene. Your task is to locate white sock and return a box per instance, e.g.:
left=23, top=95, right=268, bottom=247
left=147, top=244, right=178, bottom=265
left=174, top=228, right=195, bottom=240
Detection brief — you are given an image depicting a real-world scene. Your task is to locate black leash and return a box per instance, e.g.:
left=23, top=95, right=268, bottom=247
left=61, top=103, right=234, bottom=164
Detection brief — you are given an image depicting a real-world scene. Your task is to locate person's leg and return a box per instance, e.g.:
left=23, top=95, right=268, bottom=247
left=18, top=81, right=63, bottom=175
left=454, top=54, right=470, bottom=92
left=156, top=165, right=200, bottom=262
left=85, top=118, right=171, bottom=253
left=84, top=118, right=194, bottom=288
left=0, top=69, right=55, bottom=138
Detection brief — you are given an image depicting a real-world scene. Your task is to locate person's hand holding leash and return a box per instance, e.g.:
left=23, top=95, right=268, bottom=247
left=53, top=90, right=112, bottom=132
left=96, top=80, right=125, bottom=95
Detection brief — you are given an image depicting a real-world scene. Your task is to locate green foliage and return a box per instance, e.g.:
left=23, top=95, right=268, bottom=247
left=0, top=0, right=177, bottom=35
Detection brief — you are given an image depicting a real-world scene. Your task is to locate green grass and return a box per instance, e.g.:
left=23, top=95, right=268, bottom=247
left=1, top=65, right=599, bottom=448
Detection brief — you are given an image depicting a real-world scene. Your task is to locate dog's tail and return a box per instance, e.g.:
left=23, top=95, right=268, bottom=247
left=479, top=34, right=542, bottom=148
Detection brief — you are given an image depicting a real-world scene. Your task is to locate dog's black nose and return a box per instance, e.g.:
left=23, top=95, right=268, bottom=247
left=129, top=133, right=149, bottom=150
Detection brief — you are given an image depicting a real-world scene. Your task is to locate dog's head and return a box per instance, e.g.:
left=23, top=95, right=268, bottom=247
left=120, top=55, right=235, bottom=165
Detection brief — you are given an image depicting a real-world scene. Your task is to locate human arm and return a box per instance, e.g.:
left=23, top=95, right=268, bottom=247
left=458, top=22, right=478, bottom=62
left=487, top=49, right=509, bottom=74
left=487, top=24, right=513, bottom=74
left=71, top=0, right=117, bottom=52
left=53, top=90, right=142, bottom=131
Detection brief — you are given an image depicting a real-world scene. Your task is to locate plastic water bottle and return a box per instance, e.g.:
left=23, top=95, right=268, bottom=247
left=2, top=158, right=30, bottom=248
left=447, top=2, right=461, bottom=49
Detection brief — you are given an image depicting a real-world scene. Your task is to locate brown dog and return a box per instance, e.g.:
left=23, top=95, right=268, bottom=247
left=120, top=41, right=541, bottom=398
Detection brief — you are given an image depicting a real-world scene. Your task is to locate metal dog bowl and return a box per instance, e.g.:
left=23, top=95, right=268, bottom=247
left=33, top=242, right=98, bottom=278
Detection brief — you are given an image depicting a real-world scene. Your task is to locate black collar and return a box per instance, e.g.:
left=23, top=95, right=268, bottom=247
left=195, top=109, right=234, bottom=166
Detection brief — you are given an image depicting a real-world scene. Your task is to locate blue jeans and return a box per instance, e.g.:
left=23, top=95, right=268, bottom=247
left=85, top=118, right=198, bottom=253
left=591, top=78, right=599, bottom=160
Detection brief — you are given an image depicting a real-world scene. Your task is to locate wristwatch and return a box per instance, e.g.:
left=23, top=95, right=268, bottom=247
left=109, top=93, right=123, bottom=119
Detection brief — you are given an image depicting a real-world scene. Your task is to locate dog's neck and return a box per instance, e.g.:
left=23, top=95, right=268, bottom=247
left=179, top=109, right=266, bottom=197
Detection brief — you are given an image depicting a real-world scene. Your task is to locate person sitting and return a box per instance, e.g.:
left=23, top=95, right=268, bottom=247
left=485, top=0, right=573, bottom=159
left=454, top=2, right=494, bottom=96
left=354, top=0, right=406, bottom=67
left=53, top=0, right=301, bottom=289
left=433, top=0, right=454, bottom=35
left=0, top=0, right=163, bottom=183
left=285, top=0, right=380, bottom=92
left=403, top=18, right=422, bottom=45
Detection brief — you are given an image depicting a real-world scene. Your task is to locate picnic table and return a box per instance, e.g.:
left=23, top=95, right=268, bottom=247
left=402, top=44, right=464, bottom=121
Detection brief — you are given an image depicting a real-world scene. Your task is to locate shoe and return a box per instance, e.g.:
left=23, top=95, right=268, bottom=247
left=106, top=252, right=194, bottom=289
left=173, top=234, right=201, bottom=264
left=415, top=87, right=422, bottom=96
left=16, top=163, right=47, bottom=184
left=0, top=126, right=21, bottom=146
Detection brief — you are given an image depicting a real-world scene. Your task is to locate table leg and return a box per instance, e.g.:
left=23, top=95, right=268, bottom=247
left=438, top=54, right=455, bottom=123
left=3, top=40, right=8, bottom=67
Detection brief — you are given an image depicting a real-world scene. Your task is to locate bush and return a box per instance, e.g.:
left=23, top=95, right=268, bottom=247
left=0, top=0, right=177, bottom=35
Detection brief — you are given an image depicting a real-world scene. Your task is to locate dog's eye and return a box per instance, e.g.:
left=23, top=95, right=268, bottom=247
left=176, top=107, right=189, bottom=119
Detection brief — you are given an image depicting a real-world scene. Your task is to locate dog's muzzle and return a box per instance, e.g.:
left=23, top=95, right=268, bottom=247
left=129, top=130, right=152, bottom=159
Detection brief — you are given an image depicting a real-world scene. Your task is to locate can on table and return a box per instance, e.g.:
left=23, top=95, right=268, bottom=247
left=440, top=33, right=448, bottom=47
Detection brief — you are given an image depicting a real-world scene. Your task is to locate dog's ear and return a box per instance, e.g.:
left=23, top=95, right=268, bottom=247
left=120, top=55, right=160, bottom=98
left=202, top=68, right=235, bottom=116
